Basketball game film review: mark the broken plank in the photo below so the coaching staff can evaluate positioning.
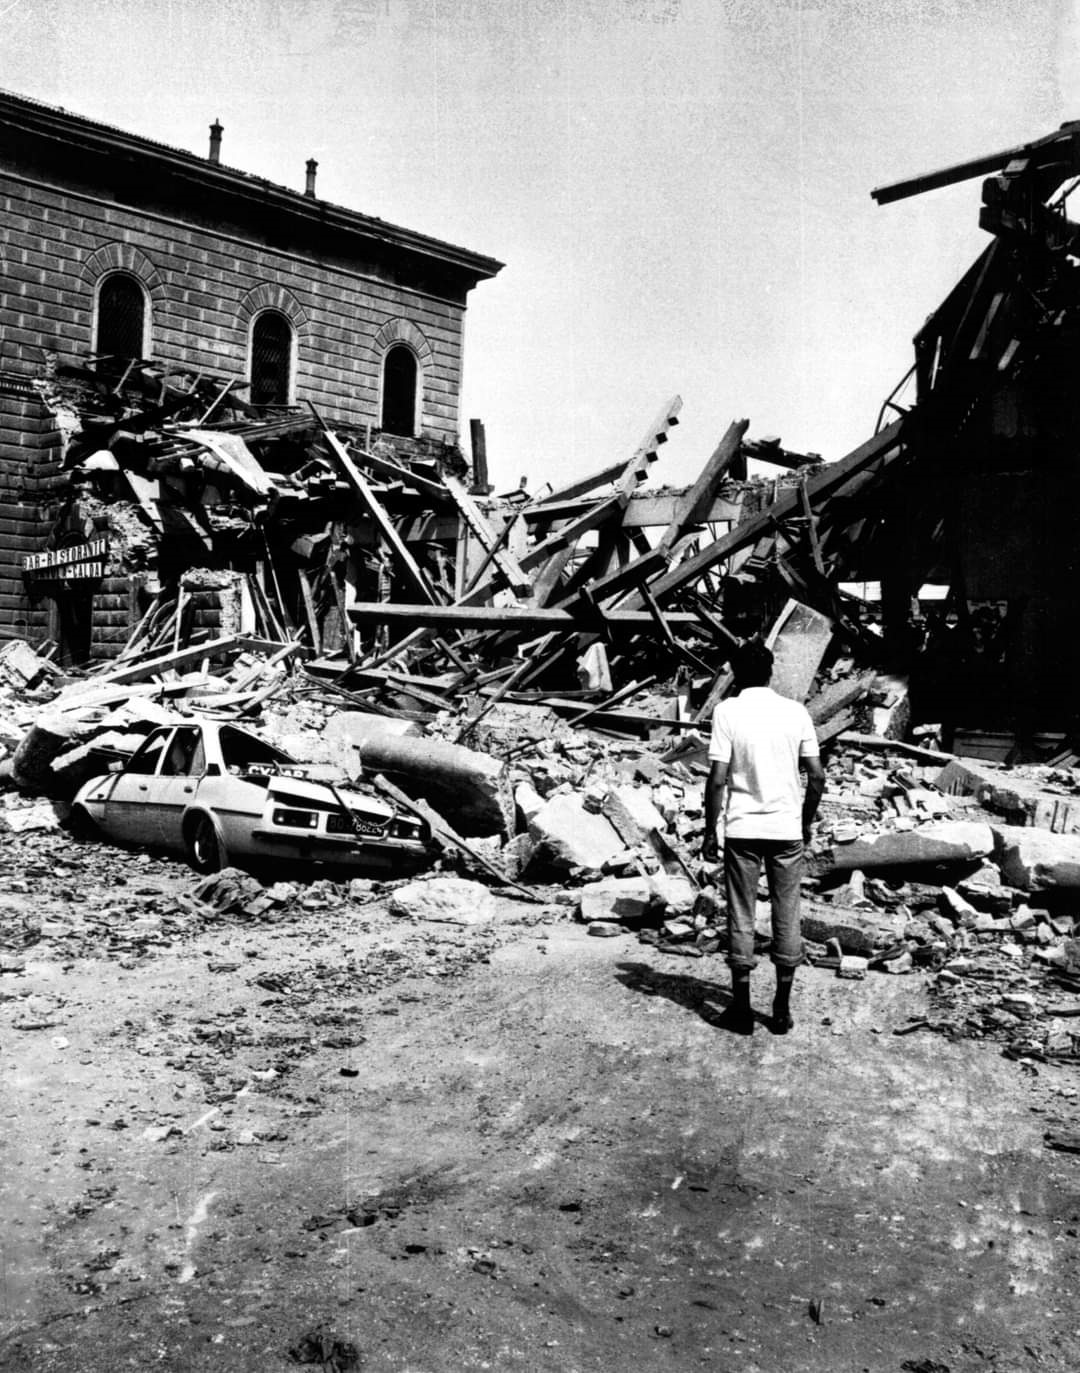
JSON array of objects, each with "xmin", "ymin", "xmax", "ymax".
[
  {"xmin": 837, "ymin": 732, "xmax": 956, "ymax": 765},
  {"xmin": 372, "ymin": 773, "xmax": 542, "ymax": 902},
  {"xmin": 88, "ymin": 636, "xmax": 242, "ymax": 686},
  {"xmin": 531, "ymin": 396, "xmax": 683, "ymax": 608},
  {"xmin": 647, "ymin": 418, "xmax": 906, "ymax": 604},
  {"xmin": 521, "ymin": 490, "xmax": 745, "ymax": 528},
  {"xmin": 297, "ymin": 568, "xmax": 321, "ymax": 647},
  {"xmin": 556, "ymin": 547, "xmax": 668, "ymax": 610},
  {"xmin": 531, "ymin": 459, "xmax": 628, "ymax": 506},
  {"xmin": 656, "ymin": 418, "xmax": 748, "ymax": 553},
  {"xmin": 321, "ymin": 426, "xmax": 441, "ymax": 604},
  {"xmin": 442, "ymin": 470, "xmax": 531, "ymax": 594},
  {"xmin": 353, "ymin": 446, "xmax": 449, "ymax": 501},
  {"xmin": 538, "ymin": 700, "xmax": 704, "ymax": 734}
]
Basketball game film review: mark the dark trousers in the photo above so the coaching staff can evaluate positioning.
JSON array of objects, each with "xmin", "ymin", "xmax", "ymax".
[{"xmin": 723, "ymin": 837, "xmax": 804, "ymax": 970}]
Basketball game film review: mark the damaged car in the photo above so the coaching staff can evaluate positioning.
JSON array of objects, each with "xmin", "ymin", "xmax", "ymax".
[{"xmin": 70, "ymin": 720, "xmax": 430, "ymax": 874}]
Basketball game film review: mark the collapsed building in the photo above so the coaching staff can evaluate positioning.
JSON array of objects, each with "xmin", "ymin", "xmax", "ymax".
[
  {"xmin": 2, "ymin": 95, "xmax": 1079, "ymax": 764},
  {"xmin": 0, "ymin": 89, "xmax": 501, "ymax": 661}
]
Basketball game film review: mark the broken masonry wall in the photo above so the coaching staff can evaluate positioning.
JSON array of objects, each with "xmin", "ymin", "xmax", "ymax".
[{"xmin": 0, "ymin": 374, "xmax": 65, "ymax": 645}]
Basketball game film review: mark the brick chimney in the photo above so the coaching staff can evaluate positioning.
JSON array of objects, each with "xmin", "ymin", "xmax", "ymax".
[
  {"xmin": 305, "ymin": 158, "xmax": 318, "ymax": 198},
  {"xmin": 208, "ymin": 119, "xmax": 223, "ymax": 164}
]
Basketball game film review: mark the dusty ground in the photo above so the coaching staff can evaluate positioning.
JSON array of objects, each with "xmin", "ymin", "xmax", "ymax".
[{"xmin": 3, "ymin": 829, "xmax": 1080, "ymax": 1373}]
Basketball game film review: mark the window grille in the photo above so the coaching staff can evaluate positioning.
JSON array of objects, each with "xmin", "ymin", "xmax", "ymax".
[
  {"xmin": 251, "ymin": 311, "xmax": 293, "ymax": 406},
  {"xmin": 96, "ymin": 274, "xmax": 146, "ymax": 358}
]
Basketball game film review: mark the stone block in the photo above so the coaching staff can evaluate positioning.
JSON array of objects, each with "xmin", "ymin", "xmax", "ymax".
[
  {"xmin": 579, "ymin": 876, "xmax": 658, "ymax": 925},
  {"xmin": 992, "ymin": 825, "xmax": 1080, "ymax": 891},
  {"xmin": 388, "ymin": 877, "xmax": 496, "ymax": 926},
  {"xmin": 938, "ymin": 757, "xmax": 1080, "ymax": 835},
  {"xmin": 500, "ymin": 832, "xmax": 536, "ymax": 880},
  {"xmin": 939, "ymin": 886, "xmax": 979, "ymax": 925},
  {"xmin": 528, "ymin": 793, "xmax": 624, "ymax": 872},
  {"xmin": 831, "ymin": 821, "xmax": 994, "ymax": 872},
  {"xmin": 601, "ymin": 784, "xmax": 667, "ymax": 846},
  {"xmin": 799, "ymin": 901, "xmax": 908, "ymax": 955},
  {"xmin": 648, "ymin": 874, "xmax": 696, "ymax": 919},
  {"xmin": 514, "ymin": 781, "xmax": 545, "ymax": 825},
  {"xmin": 838, "ymin": 955, "xmax": 869, "ymax": 979}
]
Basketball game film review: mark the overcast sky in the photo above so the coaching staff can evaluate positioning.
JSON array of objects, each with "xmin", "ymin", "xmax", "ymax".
[{"xmin": 2, "ymin": 0, "xmax": 1071, "ymax": 489}]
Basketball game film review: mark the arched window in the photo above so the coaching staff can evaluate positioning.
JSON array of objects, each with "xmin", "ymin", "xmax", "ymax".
[
  {"xmin": 381, "ymin": 344, "xmax": 418, "ymax": 436},
  {"xmin": 95, "ymin": 272, "xmax": 147, "ymax": 358},
  {"xmin": 250, "ymin": 310, "xmax": 293, "ymax": 406}
]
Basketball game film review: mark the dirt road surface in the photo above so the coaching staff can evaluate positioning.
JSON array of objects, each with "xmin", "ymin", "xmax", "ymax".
[{"xmin": 2, "ymin": 829, "xmax": 1080, "ymax": 1372}]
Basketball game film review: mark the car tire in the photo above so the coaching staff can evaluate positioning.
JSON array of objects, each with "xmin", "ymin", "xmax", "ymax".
[
  {"xmin": 185, "ymin": 813, "xmax": 226, "ymax": 874},
  {"xmin": 68, "ymin": 803, "xmax": 99, "ymax": 841}
]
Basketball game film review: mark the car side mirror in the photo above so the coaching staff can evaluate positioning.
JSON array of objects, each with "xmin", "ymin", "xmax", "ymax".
[
  {"xmin": 107, "ymin": 760, "xmax": 124, "ymax": 773},
  {"xmin": 205, "ymin": 762, "xmax": 222, "ymax": 776}
]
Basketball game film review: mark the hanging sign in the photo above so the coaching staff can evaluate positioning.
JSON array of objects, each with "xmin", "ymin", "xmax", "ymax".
[{"xmin": 23, "ymin": 537, "xmax": 109, "ymax": 580}]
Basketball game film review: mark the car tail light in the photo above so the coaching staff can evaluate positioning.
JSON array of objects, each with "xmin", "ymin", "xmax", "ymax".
[
  {"xmin": 272, "ymin": 807, "xmax": 319, "ymax": 829},
  {"xmin": 389, "ymin": 817, "xmax": 428, "ymax": 842}
]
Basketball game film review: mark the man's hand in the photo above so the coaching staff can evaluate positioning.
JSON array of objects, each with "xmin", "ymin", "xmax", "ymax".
[
  {"xmin": 701, "ymin": 832, "xmax": 719, "ymax": 864},
  {"xmin": 802, "ymin": 825, "xmax": 813, "ymax": 849}
]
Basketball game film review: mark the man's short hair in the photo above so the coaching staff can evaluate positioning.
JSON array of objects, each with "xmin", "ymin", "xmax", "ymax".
[{"xmin": 732, "ymin": 641, "xmax": 774, "ymax": 687}]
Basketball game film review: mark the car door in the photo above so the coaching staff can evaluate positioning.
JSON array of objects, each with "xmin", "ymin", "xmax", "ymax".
[
  {"xmin": 151, "ymin": 726, "xmax": 207, "ymax": 852},
  {"xmin": 102, "ymin": 727, "xmax": 173, "ymax": 844}
]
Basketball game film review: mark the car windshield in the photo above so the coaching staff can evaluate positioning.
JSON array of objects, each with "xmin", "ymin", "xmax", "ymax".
[{"xmin": 219, "ymin": 726, "xmax": 295, "ymax": 772}]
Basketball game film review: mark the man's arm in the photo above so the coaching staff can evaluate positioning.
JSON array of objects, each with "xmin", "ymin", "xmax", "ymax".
[
  {"xmin": 702, "ymin": 759, "xmax": 729, "ymax": 863},
  {"xmin": 800, "ymin": 755, "xmax": 825, "ymax": 846}
]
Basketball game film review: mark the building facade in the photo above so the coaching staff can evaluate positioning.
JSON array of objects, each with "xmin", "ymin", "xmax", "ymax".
[{"xmin": 0, "ymin": 89, "xmax": 501, "ymax": 653}]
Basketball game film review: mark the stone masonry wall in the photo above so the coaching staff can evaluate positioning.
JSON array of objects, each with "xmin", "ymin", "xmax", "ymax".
[
  {"xmin": 0, "ymin": 378, "xmax": 63, "ymax": 642},
  {"xmin": 0, "ymin": 171, "xmax": 466, "ymax": 439}
]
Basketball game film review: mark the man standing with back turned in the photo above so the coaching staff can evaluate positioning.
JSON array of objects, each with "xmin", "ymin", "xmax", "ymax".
[{"xmin": 701, "ymin": 641, "xmax": 825, "ymax": 1036}]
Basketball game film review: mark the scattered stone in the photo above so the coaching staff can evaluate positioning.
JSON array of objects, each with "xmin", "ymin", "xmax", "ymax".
[
  {"xmin": 579, "ymin": 876, "xmax": 658, "ymax": 925},
  {"xmin": 800, "ymin": 902, "xmax": 907, "ymax": 955},
  {"xmin": 939, "ymin": 887, "xmax": 978, "ymax": 924},
  {"xmin": 838, "ymin": 955, "xmax": 869, "ymax": 979},
  {"xmin": 528, "ymin": 793, "xmax": 624, "ymax": 873},
  {"xmin": 388, "ymin": 877, "xmax": 497, "ymax": 926},
  {"xmin": 993, "ymin": 824, "xmax": 1080, "ymax": 891},
  {"xmin": 831, "ymin": 821, "xmax": 994, "ymax": 871}
]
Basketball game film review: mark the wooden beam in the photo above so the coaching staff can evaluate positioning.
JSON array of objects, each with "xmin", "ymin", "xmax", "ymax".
[
  {"xmin": 530, "ymin": 459, "xmax": 628, "ymax": 506},
  {"xmin": 347, "ymin": 602, "xmax": 704, "ymax": 631},
  {"xmin": 530, "ymin": 396, "xmax": 682, "ymax": 608},
  {"xmin": 469, "ymin": 418, "xmax": 490, "ymax": 492},
  {"xmin": 373, "ymin": 773, "xmax": 541, "ymax": 902},
  {"xmin": 647, "ymin": 419, "xmax": 906, "ymax": 604},
  {"xmin": 442, "ymin": 471, "xmax": 531, "ymax": 594},
  {"xmin": 538, "ymin": 698, "xmax": 704, "ymax": 733},
  {"xmin": 352, "ymin": 446, "xmax": 449, "ymax": 501},
  {"xmin": 92, "ymin": 634, "xmax": 242, "ymax": 685},
  {"xmin": 322, "ymin": 428, "xmax": 440, "ymax": 604},
  {"xmin": 656, "ymin": 418, "xmax": 748, "ymax": 553},
  {"xmin": 555, "ymin": 547, "xmax": 667, "ymax": 610},
  {"xmin": 516, "ymin": 490, "xmax": 743, "ymax": 528},
  {"xmin": 870, "ymin": 124, "xmax": 1080, "ymax": 205}
]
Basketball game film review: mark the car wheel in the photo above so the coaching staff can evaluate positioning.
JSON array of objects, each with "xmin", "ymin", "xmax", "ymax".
[
  {"xmin": 185, "ymin": 813, "xmax": 226, "ymax": 874},
  {"xmin": 68, "ymin": 803, "xmax": 99, "ymax": 841}
]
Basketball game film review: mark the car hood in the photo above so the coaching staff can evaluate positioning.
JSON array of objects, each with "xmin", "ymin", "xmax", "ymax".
[{"xmin": 265, "ymin": 772, "xmax": 396, "ymax": 821}]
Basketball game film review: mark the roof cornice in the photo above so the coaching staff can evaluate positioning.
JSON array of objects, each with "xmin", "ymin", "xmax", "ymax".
[{"xmin": 0, "ymin": 87, "xmax": 504, "ymax": 283}]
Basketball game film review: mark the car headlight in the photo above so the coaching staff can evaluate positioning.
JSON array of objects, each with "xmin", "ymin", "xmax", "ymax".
[{"xmin": 272, "ymin": 807, "xmax": 319, "ymax": 829}]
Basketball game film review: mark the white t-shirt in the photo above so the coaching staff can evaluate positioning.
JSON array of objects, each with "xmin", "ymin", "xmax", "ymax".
[{"xmin": 708, "ymin": 687, "xmax": 819, "ymax": 840}]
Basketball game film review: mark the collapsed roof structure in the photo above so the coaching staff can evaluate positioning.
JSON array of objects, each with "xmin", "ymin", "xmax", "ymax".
[{"xmin": 10, "ymin": 116, "xmax": 1080, "ymax": 764}]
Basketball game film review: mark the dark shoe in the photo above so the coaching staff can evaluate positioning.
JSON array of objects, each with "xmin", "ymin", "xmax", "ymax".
[
  {"xmin": 768, "ymin": 1010, "xmax": 794, "ymax": 1035},
  {"xmin": 717, "ymin": 1005, "xmax": 754, "ymax": 1036}
]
